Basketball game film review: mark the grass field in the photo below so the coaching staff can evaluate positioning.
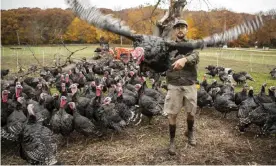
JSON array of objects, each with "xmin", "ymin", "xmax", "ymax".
[
  {"xmin": 1, "ymin": 45, "xmax": 276, "ymax": 164},
  {"xmin": 1, "ymin": 45, "xmax": 275, "ymax": 92}
]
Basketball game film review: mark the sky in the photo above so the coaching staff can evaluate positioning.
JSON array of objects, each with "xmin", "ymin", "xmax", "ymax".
[{"xmin": 1, "ymin": 0, "xmax": 276, "ymax": 14}]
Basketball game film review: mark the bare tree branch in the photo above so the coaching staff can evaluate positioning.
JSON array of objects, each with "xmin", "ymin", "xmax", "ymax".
[
  {"xmin": 202, "ymin": 0, "xmax": 212, "ymax": 10},
  {"xmin": 60, "ymin": 38, "xmax": 87, "ymax": 67},
  {"xmin": 130, "ymin": 0, "xmax": 163, "ymax": 28},
  {"xmin": 23, "ymin": 43, "xmax": 43, "ymax": 67}
]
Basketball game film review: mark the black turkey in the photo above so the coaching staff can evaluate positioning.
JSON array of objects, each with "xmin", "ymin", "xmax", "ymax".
[
  {"xmin": 197, "ymin": 86, "xmax": 213, "ymax": 113},
  {"xmin": 1, "ymin": 97, "xmax": 27, "ymax": 141},
  {"xmin": 99, "ymin": 97, "xmax": 126, "ymax": 132},
  {"xmin": 136, "ymin": 84, "xmax": 164, "ymax": 124},
  {"xmin": 1, "ymin": 69, "xmax": 9, "ymax": 78},
  {"xmin": 235, "ymin": 84, "xmax": 249, "ymax": 105},
  {"xmin": 1, "ymin": 90, "xmax": 13, "ymax": 126},
  {"xmin": 238, "ymin": 102, "xmax": 276, "ymax": 134},
  {"xmin": 49, "ymin": 96, "xmax": 68, "ymax": 134},
  {"xmin": 115, "ymin": 86, "xmax": 137, "ymax": 125},
  {"xmin": 263, "ymin": 115, "xmax": 276, "ymax": 134},
  {"xmin": 23, "ymin": 77, "xmax": 40, "ymax": 88},
  {"xmin": 270, "ymin": 68, "xmax": 276, "ymax": 79},
  {"xmin": 60, "ymin": 99, "xmax": 74, "ymax": 146},
  {"xmin": 218, "ymin": 71, "xmax": 230, "ymax": 84},
  {"xmin": 205, "ymin": 67, "xmax": 217, "ymax": 78},
  {"xmin": 232, "ymin": 72, "xmax": 254, "ymax": 85},
  {"xmin": 20, "ymin": 104, "xmax": 60, "ymax": 165},
  {"xmin": 232, "ymin": 72, "xmax": 246, "ymax": 85},
  {"xmin": 254, "ymin": 83, "xmax": 274, "ymax": 104},
  {"xmin": 29, "ymin": 93, "xmax": 51, "ymax": 126},
  {"xmin": 65, "ymin": 0, "xmax": 264, "ymax": 73},
  {"xmin": 68, "ymin": 102, "xmax": 102, "ymax": 137},
  {"xmin": 200, "ymin": 74, "xmax": 209, "ymax": 92},
  {"xmin": 239, "ymin": 71, "xmax": 255, "ymax": 81},
  {"xmin": 238, "ymin": 87, "xmax": 259, "ymax": 123},
  {"xmin": 205, "ymin": 65, "xmax": 216, "ymax": 71},
  {"xmin": 116, "ymin": 83, "xmax": 139, "ymax": 107},
  {"xmin": 213, "ymin": 88, "xmax": 238, "ymax": 118},
  {"xmin": 69, "ymin": 83, "xmax": 97, "ymax": 116}
]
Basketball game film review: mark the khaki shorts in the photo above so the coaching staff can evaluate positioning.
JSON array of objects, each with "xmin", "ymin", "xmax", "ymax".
[{"xmin": 164, "ymin": 84, "xmax": 197, "ymax": 116}]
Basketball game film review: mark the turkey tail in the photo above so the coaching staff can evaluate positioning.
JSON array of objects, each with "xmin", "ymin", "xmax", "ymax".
[
  {"xmin": 129, "ymin": 106, "xmax": 142, "ymax": 125},
  {"xmin": 65, "ymin": 0, "xmax": 135, "ymax": 39},
  {"xmin": 127, "ymin": 111, "xmax": 135, "ymax": 125},
  {"xmin": 1, "ymin": 121, "xmax": 24, "ymax": 141},
  {"xmin": 1, "ymin": 127, "xmax": 19, "ymax": 141},
  {"xmin": 24, "ymin": 147, "xmax": 58, "ymax": 165},
  {"xmin": 93, "ymin": 129, "xmax": 103, "ymax": 137}
]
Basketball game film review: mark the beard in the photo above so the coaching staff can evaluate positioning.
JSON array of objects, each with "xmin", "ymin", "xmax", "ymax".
[{"xmin": 176, "ymin": 32, "xmax": 185, "ymax": 40}]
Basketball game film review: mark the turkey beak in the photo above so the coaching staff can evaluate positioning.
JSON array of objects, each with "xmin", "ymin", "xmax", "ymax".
[
  {"xmin": 33, "ymin": 77, "xmax": 40, "ymax": 83},
  {"xmin": 37, "ymin": 83, "xmax": 42, "ymax": 89},
  {"xmin": 129, "ymin": 71, "xmax": 134, "ymax": 77},
  {"xmin": 40, "ymin": 93, "xmax": 46, "ymax": 101},
  {"xmin": 70, "ymin": 84, "xmax": 78, "ymax": 95},
  {"xmin": 69, "ymin": 102, "xmax": 75, "ymax": 110},
  {"xmin": 45, "ymin": 82, "xmax": 50, "ymax": 89},
  {"xmin": 27, "ymin": 104, "xmax": 35, "ymax": 116},
  {"xmin": 2, "ymin": 90, "xmax": 10, "ymax": 102},
  {"xmin": 16, "ymin": 85, "xmax": 23, "ymax": 98},
  {"xmin": 60, "ymin": 96, "xmax": 67, "ymax": 108},
  {"xmin": 17, "ymin": 97, "xmax": 25, "ymax": 105},
  {"xmin": 117, "ymin": 87, "xmax": 123, "ymax": 97},
  {"xmin": 96, "ymin": 86, "xmax": 102, "ymax": 97},
  {"xmin": 150, "ymin": 79, "xmax": 155, "ymax": 85},
  {"xmin": 270, "ymin": 86, "xmax": 276, "ymax": 91},
  {"xmin": 91, "ymin": 81, "xmax": 96, "ymax": 87}
]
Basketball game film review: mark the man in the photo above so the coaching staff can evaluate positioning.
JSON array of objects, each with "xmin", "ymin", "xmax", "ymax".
[{"xmin": 164, "ymin": 19, "xmax": 199, "ymax": 155}]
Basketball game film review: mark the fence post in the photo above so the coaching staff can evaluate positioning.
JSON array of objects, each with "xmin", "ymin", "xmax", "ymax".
[
  {"xmin": 43, "ymin": 50, "xmax": 45, "ymax": 66},
  {"xmin": 216, "ymin": 52, "xmax": 219, "ymax": 67},
  {"xmin": 16, "ymin": 51, "xmax": 19, "ymax": 72},
  {"xmin": 250, "ymin": 53, "xmax": 252, "ymax": 72}
]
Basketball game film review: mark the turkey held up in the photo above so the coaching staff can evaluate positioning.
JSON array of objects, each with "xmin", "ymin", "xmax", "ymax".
[{"xmin": 65, "ymin": 0, "xmax": 264, "ymax": 73}]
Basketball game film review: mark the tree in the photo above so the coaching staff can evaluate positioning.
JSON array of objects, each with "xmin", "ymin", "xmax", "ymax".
[{"xmin": 63, "ymin": 17, "xmax": 97, "ymax": 43}]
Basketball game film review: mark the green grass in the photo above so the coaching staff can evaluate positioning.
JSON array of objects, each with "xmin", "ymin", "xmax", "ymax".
[{"xmin": 1, "ymin": 45, "xmax": 276, "ymax": 93}]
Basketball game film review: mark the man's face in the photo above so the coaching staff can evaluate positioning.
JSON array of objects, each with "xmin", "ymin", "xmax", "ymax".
[{"xmin": 174, "ymin": 25, "xmax": 188, "ymax": 40}]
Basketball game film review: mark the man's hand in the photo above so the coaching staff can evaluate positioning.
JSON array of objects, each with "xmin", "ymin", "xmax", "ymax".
[{"xmin": 172, "ymin": 57, "xmax": 187, "ymax": 70}]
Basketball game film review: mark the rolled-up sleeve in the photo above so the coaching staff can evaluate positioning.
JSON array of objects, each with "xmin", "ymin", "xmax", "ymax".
[{"xmin": 185, "ymin": 51, "xmax": 199, "ymax": 65}]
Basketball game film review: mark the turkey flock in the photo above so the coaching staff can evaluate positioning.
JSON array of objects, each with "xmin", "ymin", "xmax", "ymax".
[
  {"xmin": 202, "ymin": 65, "xmax": 276, "ymax": 134},
  {"xmin": 1, "ymin": 53, "xmax": 275, "ymax": 165}
]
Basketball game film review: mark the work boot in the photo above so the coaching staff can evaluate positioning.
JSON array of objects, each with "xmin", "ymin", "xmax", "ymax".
[
  {"xmin": 185, "ymin": 130, "xmax": 196, "ymax": 146},
  {"xmin": 168, "ymin": 142, "xmax": 176, "ymax": 155},
  {"xmin": 168, "ymin": 124, "xmax": 176, "ymax": 155},
  {"xmin": 185, "ymin": 120, "xmax": 196, "ymax": 146}
]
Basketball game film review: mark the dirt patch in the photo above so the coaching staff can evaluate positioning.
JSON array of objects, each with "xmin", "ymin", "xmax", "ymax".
[{"xmin": 1, "ymin": 108, "xmax": 276, "ymax": 165}]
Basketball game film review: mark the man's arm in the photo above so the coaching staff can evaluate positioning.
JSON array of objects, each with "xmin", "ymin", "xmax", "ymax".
[
  {"xmin": 185, "ymin": 51, "xmax": 199, "ymax": 65},
  {"xmin": 172, "ymin": 51, "xmax": 199, "ymax": 70}
]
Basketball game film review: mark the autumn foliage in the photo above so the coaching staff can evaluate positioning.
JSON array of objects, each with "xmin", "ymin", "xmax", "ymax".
[{"xmin": 1, "ymin": 7, "xmax": 276, "ymax": 47}]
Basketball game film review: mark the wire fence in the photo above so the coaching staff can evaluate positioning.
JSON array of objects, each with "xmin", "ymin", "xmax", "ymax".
[
  {"xmin": 198, "ymin": 48, "xmax": 276, "ymax": 73},
  {"xmin": 1, "ymin": 46, "xmax": 276, "ymax": 75},
  {"xmin": 1, "ymin": 45, "xmax": 98, "ymax": 75}
]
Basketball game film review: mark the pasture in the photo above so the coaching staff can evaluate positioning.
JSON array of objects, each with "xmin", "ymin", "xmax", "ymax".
[
  {"xmin": 1, "ymin": 45, "xmax": 276, "ymax": 165},
  {"xmin": 1, "ymin": 45, "xmax": 275, "ymax": 92}
]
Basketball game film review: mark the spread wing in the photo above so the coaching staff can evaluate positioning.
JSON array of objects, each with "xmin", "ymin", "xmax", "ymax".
[
  {"xmin": 165, "ymin": 15, "xmax": 264, "ymax": 53},
  {"xmin": 203, "ymin": 15, "xmax": 264, "ymax": 46},
  {"xmin": 65, "ymin": 0, "xmax": 135, "ymax": 39}
]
